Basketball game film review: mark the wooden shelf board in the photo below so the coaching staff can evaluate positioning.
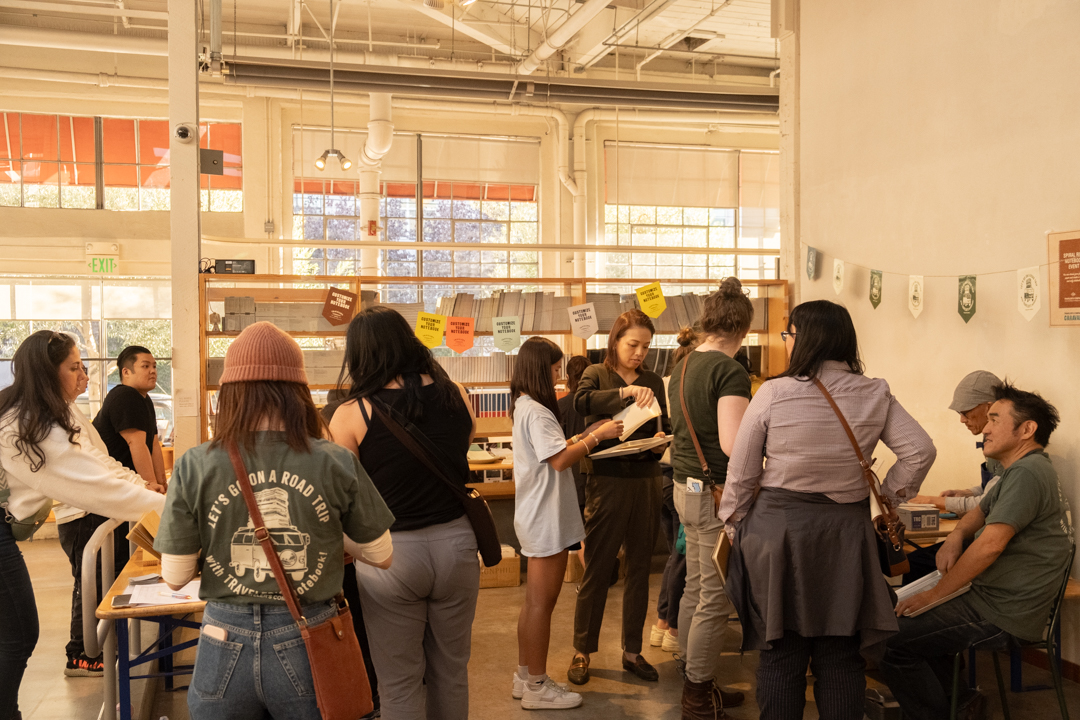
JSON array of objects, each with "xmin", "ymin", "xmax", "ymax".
[
  {"xmin": 206, "ymin": 384, "xmax": 341, "ymax": 391},
  {"xmin": 467, "ymin": 480, "xmax": 515, "ymax": 501},
  {"xmin": 206, "ymin": 331, "xmax": 346, "ymax": 338}
]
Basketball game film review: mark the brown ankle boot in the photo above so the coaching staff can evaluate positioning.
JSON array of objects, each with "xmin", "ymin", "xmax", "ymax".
[{"xmin": 681, "ymin": 678, "xmax": 727, "ymax": 720}]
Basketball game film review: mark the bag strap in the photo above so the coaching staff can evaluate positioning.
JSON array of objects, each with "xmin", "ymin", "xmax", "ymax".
[
  {"xmin": 368, "ymin": 399, "xmax": 470, "ymax": 502},
  {"xmin": 226, "ymin": 441, "xmax": 307, "ymax": 626},
  {"xmin": 811, "ymin": 378, "xmax": 893, "ymax": 517},
  {"xmin": 679, "ymin": 353, "xmax": 710, "ymax": 482}
]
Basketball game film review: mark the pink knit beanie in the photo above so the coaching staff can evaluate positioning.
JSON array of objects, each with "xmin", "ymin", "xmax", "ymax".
[{"xmin": 219, "ymin": 322, "xmax": 308, "ymax": 385}]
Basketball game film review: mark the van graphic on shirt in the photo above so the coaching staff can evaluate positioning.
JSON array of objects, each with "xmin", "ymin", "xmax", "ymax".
[{"xmin": 229, "ymin": 487, "xmax": 311, "ymax": 582}]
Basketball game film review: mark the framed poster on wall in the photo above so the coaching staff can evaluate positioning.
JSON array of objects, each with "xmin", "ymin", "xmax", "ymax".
[{"xmin": 1048, "ymin": 229, "xmax": 1080, "ymax": 326}]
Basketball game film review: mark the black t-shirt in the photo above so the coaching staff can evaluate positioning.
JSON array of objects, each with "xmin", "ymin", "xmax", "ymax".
[
  {"xmin": 357, "ymin": 383, "xmax": 472, "ymax": 532},
  {"xmin": 557, "ymin": 393, "xmax": 587, "ymax": 507},
  {"xmin": 93, "ymin": 384, "xmax": 157, "ymax": 472}
]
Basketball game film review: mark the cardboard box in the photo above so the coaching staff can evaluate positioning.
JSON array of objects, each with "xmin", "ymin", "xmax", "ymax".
[
  {"xmin": 564, "ymin": 551, "xmax": 584, "ymax": 584},
  {"xmin": 206, "ymin": 357, "xmax": 224, "ymax": 385},
  {"xmin": 480, "ymin": 552, "xmax": 521, "ymax": 589},
  {"xmin": 899, "ymin": 504, "xmax": 939, "ymax": 531}
]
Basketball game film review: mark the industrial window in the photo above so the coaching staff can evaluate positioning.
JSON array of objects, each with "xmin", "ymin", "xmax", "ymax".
[{"xmin": 0, "ymin": 113, "xmax": 242, "ymax": 212}]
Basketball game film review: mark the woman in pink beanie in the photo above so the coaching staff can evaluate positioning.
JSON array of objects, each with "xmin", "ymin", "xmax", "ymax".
[{"xmin": 155, "ymin": 322, "xmax": 396, "ymax": 720}]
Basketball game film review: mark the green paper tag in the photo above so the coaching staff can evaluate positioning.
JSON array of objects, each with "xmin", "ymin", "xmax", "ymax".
[
  {"xmin": 958, "ymin": 275, "xmax": 977, "ymax": 323},
  {"xmin": 869, "ymin": 270, "xmax": 883, "ymax": 309},
  {"xmin": 806, "ymin": 247, "xmax": 818, "ymax": 280}
]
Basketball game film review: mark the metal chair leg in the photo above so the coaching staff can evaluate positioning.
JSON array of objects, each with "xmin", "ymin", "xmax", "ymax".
[
  {"xmin": 992, "ymin": 652, "xmax": 1011, "ymax": 720},
  {"xmin": 1047, "ymin": 639, "xmax": 1071, "ymax": 720},
  {"xmin": 950, "ymin": 652, "xmax": 963, "ymax": 720}
]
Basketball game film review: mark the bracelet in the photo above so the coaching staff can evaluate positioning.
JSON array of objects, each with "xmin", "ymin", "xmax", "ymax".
[{"xmin": 588, "ymin": 432, "xmax": 599, "ymax": 446}]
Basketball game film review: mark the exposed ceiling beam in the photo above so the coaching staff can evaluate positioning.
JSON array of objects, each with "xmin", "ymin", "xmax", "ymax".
[
  {"xmin": 0, "ymin": 0, "xmax": 167, "ymax": 20},
  {"xmin": 394, "ymin": 0, "xmax": 535, "ymax": 58}
]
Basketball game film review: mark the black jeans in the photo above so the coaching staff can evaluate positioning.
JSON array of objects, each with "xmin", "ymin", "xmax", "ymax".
[
  {"xmin": 656, "ymin": 474, "xmax": 686, "ymax": 628},
  {"xmin": 879, "ymin": 594, "xmax": 1017, "ymax": 720},
  {"xmin": 0, "ymin": 520, "xmax": 39, "ymax": 720},
  {"xmin": 757, "ymin": 631, "xmax": 865, "ymax": 720},
  {"xmin": 341, "ymin": 562, "xmax": 379, "ymax": 713},
  {"xmin": 57, "ymin": 514, "xmax": 126, "ymax": 659}
]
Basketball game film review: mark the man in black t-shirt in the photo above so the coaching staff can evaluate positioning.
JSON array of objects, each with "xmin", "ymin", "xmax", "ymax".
[{"xmin": 94, "ymin": 345, "xmax": 167, "ymax": 493}]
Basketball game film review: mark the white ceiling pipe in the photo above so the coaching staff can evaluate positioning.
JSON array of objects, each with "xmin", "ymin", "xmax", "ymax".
[
  {"xmin": 358, "ymin": 92, "xmax": 393, "ymax": 275},
  {"xmin": 635, "ymin": 0, "xmax": 733, "ymax": 80},
  {"xmin": 0, "ymin": 25, "xmax": 169, "ymax": 54},
  {"xmin": 0, "ymin": 0, "xmax": 167, "ymax": 20},
  {"xmin": 516, "ymin": 0, "xmax": 610, "ymax": 75}
]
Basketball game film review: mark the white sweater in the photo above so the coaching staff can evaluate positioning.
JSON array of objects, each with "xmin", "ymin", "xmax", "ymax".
[{"xmin": 0, "ymin": 410, "xmax": 165, "ymax": 523}]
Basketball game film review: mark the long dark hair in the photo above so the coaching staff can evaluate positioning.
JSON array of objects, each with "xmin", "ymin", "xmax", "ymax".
[
  {"xmin": 510, "ymin": 337, "xmax": 564, "ymax": 421},
  {"xmin": 340, "ymin": 305, "xmax": 459, "ymax": 422},
  {"xmin": 0, "ymin": 330, "xmax": 80, "ymax": 472},
  {"xmin": 211, "ymin": 381, "xmax": 324, "ymax": 452},
  {"xmin": 565, "ymin": 355, "xmax": 591, "ymax": 394},
  {"xmin": 604, "ymin": 309, "xmax": 655, "ymax": 372},
  {"xmin": 775, "ymin": 300, "xmax": 864, "ymax": 381}
]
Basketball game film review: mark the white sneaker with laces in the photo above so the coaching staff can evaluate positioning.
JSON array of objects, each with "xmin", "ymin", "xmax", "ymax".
[
  {"xmin": 661, "ymin": 630, "xmax": 680, "ymax": 653},
  {"xmin": 514, "ymin": 672, "xmax": 569, "ymax": 699},
  {"xmin": 521, "ymin": 677, "xmax": 583, "ymax": 710},
  {"xmin": 649, "ymin": 625, "xmax": 665, "ymax": 647}
]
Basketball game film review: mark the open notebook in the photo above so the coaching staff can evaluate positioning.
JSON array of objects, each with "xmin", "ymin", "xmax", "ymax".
[
  {"xmin": 895, "ymin": 570, "xmax": 971, "ymax": 617},
  {"xmin": 612, "ymin": 398, "xmax": 662, "ymax": 441},
  {"xmin": 126, "ymin": 510, "xmax": 162, "ymax": 559}
]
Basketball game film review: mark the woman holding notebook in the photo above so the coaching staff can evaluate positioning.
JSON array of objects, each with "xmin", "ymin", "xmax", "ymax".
[{"xmin": 568, "ymin": 309, "xmax": 671, "ymax": 686}]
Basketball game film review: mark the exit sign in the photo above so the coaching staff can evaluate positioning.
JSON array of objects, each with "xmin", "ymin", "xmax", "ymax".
[{"xmin": 88, "ymin": 256, "xmax": 119, "ymax": 274}]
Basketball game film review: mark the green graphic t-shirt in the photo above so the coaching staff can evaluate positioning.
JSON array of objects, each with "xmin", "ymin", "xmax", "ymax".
[
  {"xmin": 155, "ymin": 432, "xmax": 395, "ymax": 606},
  {"xmin": 968, "ymin": 450, "xmax": 1074, "ymax": 641}
]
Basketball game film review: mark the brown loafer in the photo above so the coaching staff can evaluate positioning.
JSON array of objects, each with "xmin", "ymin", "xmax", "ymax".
[
  {"xmin": 567, "ymin": 654, "xmax": 590, "ymax": 685},
  {"xmin": 622, "ymin": 654, "xmax": 659, "ymax": 682}
]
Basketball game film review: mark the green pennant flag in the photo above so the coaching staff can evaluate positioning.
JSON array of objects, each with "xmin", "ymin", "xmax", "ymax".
[
  {"xmin": 958, "ymin": 275, "xmax": 977, "ymax": 323},
  {"xmin": 869, "ymin": 270, "xmax": 883, "ymax": 309},
  {"xmin": 806, "ymin": 247, "xmax": 818, "ymax": 280}
]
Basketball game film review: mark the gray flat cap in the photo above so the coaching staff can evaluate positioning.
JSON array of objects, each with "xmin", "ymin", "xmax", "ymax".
[{"xmin": 949, "ymin": 370, "xmax": 1002, "ymax": 413}]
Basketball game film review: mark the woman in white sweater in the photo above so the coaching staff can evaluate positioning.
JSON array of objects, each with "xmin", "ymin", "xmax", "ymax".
[{"xmin": 0, "ymin": 331, "xmax": 165, "ymax": 720}]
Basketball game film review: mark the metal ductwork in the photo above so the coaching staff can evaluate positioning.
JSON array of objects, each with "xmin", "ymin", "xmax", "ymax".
[
  {"xmin": 516, "ymin": 0, "xmax": 610, "ymax": 75},
  {"xmin": 225, "ymin": 60, "xmax": 779, "ymax": 112}
]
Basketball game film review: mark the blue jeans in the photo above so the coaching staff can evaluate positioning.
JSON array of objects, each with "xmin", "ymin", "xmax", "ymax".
[
  {"xmin": 188, "ymin": 599, "xmax": 338, "ymax": 720},
  {"xmin": 879, "ymin": 593, "xmax": 1018, "ymax": 720},
  {"xmin": 0, "ymin": 520, "xmax": 39, "ymax": 720}
]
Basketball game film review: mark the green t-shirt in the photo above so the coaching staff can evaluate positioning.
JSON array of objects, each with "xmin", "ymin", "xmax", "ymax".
[
  {"xmin": 667, "ymin": 350, "xmax": 752, "ymax": 484},
  {"xmin": 967, "ymin": 450, "xmax": 1074, "ymax": 641},
  {"xmin": 155, "ymin": 433, "xmax": 395, "ymax": 606}
]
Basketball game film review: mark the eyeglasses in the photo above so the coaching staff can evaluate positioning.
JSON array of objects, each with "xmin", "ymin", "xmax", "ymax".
[{"xmin": 781, "ymin": 331, "xmax": 797, "ymax": 341}]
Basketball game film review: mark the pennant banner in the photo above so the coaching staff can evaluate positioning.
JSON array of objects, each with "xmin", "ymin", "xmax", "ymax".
[
  {"xmin": 445, "ymin": 316, "xmax": 476, "ymax": 354},
  {"xmin": 492, "ymin": 315, "xmax": 521, "ymax": 351},
  {"xmin": 908, "ymin": 276, "xmax": 924, "ymax": 319},
  {"xmin": 833, "ymin": 259, "xmax": 845, "ymax": 295},
  {"xmin": 869, "ymin": 270, "xmax": 883, "ymax": 309},
  {"xmin": 414, "ymin": 312, "xmax": 446, "ymax": 349},
  {"xmin": 1017, "ymin": 266, "xmax": 1041, "ymax": 322},
  {"xmin": 958, "ymin": 276, "xmax": 977, "ymax": 323},
  {"xmin": 806, "ymin": 246, "xmax": 819, "ymax": 280},
  {"xmin": 567, "ymin": 302, "xmax": 599, "ymax": 339},
  {"xmin": 636, "ymin": 282, "xmax": 667, "ymax": 318}
]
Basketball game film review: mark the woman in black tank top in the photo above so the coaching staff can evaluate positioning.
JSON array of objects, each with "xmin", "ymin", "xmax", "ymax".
[{"xmin": 329, "ymin": 306, "xmax": 478, "ymax": 720}]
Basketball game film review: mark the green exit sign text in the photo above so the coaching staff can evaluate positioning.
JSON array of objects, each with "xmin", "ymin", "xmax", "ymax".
[{"xmin": 88, "ymin": 257, "xmax": 119, "ymax": 274}]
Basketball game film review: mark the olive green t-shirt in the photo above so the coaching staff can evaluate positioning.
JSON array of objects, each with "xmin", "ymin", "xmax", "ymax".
[
  {"xmin": 667, "ymin": 350, "xmax": 753, "ymax": 484},
  {"xmin": 967, "ymin": 450, "xmax": 1074, "ymax": 641},
  {"xmin": 155, "ymin": 433, "xmax": 395, "ymax": 606}
]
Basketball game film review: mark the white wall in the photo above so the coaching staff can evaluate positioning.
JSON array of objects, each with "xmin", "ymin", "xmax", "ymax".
[{"xmin": 792, "ymin": 0, "xmax": 1080, "ymax": 662}]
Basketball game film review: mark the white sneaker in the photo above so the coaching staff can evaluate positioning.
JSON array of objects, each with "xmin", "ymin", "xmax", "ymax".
[
  {"xmin": 521, "ymin": 677, "xmax": 583, "ymax": 710},
  {"xmin": 649, "ymin": 625, "xmax": 666, "ymax": 647},
  {"xmin": 661, "ymin": 630, "xmax": 680, "ymax": 652},
  {"xmin": 514, "ymin": 672, "xmax": 569, "ymax": 699}
]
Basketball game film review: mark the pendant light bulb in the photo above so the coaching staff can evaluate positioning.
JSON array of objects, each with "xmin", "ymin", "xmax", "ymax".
[
  {"xmin": 339, "ymin": 153, "xmax": 353, "ymax": 170},
  {"xmin": 314, "ymin": 150, "xmax": 329, "ymax": 170}
]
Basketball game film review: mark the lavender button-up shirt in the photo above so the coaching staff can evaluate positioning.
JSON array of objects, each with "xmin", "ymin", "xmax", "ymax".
[{"xmin": 719, "ymin": 361, "xmax": 936, "ymax": 526}]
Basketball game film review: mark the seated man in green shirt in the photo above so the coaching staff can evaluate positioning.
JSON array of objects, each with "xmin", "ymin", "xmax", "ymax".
[{"xmin": 881, "ymin": 382, "xmax": 1074, "ymax": 720}]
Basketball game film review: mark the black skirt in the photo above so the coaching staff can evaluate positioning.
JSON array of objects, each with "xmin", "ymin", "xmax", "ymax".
[{"xmin": 726, "ymin": 487, "xmax": 898, "ymax": 659}]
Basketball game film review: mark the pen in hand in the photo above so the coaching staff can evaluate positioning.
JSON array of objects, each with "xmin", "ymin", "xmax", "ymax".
[{"xmin": 158, "ymin": 591, "xmax": 192, "ymax": 599}]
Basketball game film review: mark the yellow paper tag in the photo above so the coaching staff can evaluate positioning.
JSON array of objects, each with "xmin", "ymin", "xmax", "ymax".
[
  {"xmin": 636, "ymin": 282, "xmax": 667, "ymax": 318},
  {"xmin": 415, "ymin": 312, "xmax": 447, "ymax": 348}
]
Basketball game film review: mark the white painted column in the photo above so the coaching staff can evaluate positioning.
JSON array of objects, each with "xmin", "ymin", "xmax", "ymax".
[
  {"xmin": 242, "ymin": 96, "xmax": 272, "ymax": 271},
  {"xmin": 777, "ymin": 0, "xmax": 800, "ymax": 303},
  {"xmin": 169, "ymin": 0, "xmax": 202, "ymax": 454}
]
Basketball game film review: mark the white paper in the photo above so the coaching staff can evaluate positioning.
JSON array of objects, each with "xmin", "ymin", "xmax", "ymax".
[
  {"xmin": 174, "ymin": 389, "xmax": 197, "ymax": 418},
  {"xmin": 1017, "ymin": 266, "xmax": 1041, "ymax": 322},
  {"xmin": 492, "ymin": 316, "xmax": 521, "ymax": 351},
  {"xmin": 833, "ymin": 259, "xmax": 845, "ymax": 295},
  {"xmin": 127, "ymin": 579, "xmax": 201, "ymax": 606},
  {"xmin": 612, "ymin": 398, "xmax": 661, "ymax": 441},
  {"xmin": 567, "ymin": 302, "xmax": 598, "ymax": 339},
  {"xmin": 589, "ymin": 435, "xmax": 673, "ymax": 459},
  {"xmin": 895, "ymin": 570, "xmax": 972, "ymax": 616},
  {"xmin": 908, "ymin": 275, "xmax": 924, "ymax": 319}
]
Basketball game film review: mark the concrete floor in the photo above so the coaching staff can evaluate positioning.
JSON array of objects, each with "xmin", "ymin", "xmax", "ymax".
[{"xmin": 17, "ymin": 537, "xmax": 1080, "ymax": 719}]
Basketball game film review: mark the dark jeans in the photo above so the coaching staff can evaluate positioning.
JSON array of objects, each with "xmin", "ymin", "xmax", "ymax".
[
  {"xmin": 0, "ymin": 520, "xmax": 39, "ymax": 720},
  {"xmin": 57, "ymin": 514, "xmax": 126, "ymax": 659},
  {"xmin": 880, "ymin": 593, "xmax": 1018, "ymax": 720},
  {"xmin": 656, "ymin": 475, "xmax": 686, "ymax": 628},
  {"xmin": 757, "ymin": 631, "xmax": 865, "ymax": 720},
  {"xmin": 902, "ymin": 542, "xmax": 943, "ymax": 585}
]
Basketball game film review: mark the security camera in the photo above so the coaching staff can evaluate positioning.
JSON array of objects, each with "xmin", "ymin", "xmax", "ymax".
[{"xmin": 174, "ymin": 124, "xmax": 195, "ymax": 143}]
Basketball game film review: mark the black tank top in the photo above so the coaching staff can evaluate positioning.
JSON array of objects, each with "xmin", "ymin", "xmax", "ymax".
[{"xmin": 358, "ymin": 383, "xmax": 471, "ymax": 532}]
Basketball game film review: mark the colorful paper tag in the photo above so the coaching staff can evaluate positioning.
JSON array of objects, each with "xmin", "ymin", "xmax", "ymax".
[
  {"xmin": 869, "ymin": 270, "xmax": 883, "ymax": 309},
  {"xmin": 1017, "ymin": 266, "xmax": 1041, "ymax": 322},
  {"xmin": 908, "ymin": 276, "xmax": 924, "ymax": 319},
  {"xmin": 833, "ymin": 259, "xmax": 845, "ymax": 295},
  {"xmin": 957, "ymin": 275, "xmax": 977, "ymax": 324},
  {"xmin": 567, "ymin": 302, "xmax": 598, "ymax": 339},
  {"xmin": 492, "ymin": 316, "xmax": 521, "ymax": 351},
  {"xmin": 445, "ymin": 316, "xmax": 475, "ymax": 353},
  {"xmin": 636, "ymin": 282, "xmax": 666, "ymax": 318},
  {"xmin": 321, "ymin": 287, "xmax": 357, "ymax": 326},
  {"xmin": 806, "ymin": 246, "xmax": 819, "ymax": 280},
  {"xmin": 415, "ymin": 312, "xmax": 446, "ymax": 349}
]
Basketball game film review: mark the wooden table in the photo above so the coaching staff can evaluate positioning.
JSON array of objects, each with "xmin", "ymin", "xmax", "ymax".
[
  {"xmin": 469, "ymin": 458, "xmax": 513, "ymax": 473},
  {"xmin": 97, "ymin": 549, "xmax": 205, "ymax": 720}
]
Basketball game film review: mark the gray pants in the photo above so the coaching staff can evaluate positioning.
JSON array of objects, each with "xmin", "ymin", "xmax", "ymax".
[
  {"xmin": 674, "ymin": 481, "xmax": 736, "ymax": 684},
  {"xmin": 355, "ymin": 516, "xmax": 480, "ymax": 720}
]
